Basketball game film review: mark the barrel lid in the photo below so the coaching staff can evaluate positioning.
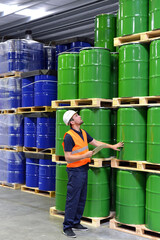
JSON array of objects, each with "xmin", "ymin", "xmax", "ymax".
[
  {"xmin": 80, "ymin": 47, "xmax": 110, "ymax": 52},
  {"xmin": 119, "ymin": 42, "xmax": 146, "ymax": 47},
  {"xmin": 58, "ymin": 51, "xmax": 79, "ymax": 56},
  {"xmin": 95, "ymin": 13, "xmax": 116, "ymax": 18}
]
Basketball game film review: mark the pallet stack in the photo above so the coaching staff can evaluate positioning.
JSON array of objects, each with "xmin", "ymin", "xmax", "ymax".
[{"xmin": 110, "ymin": 1, "xmax": 160, "ymax": 239}]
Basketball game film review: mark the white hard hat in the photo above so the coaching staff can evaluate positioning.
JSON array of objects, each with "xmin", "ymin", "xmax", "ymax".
[{"xmin": 63, "ymin": 110, "xmax": 77, "ymax": 126}]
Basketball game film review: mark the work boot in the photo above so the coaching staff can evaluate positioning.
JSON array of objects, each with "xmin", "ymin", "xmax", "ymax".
[
  {"xmin": 63, "ymin": 228, "xmax": 76, "ymax": 238},
  {"xmin": 73, "ymin": 224, "xmax": 88, "ymax": 231}
]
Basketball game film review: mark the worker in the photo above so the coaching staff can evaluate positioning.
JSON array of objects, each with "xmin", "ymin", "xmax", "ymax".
[{"xmin": 62, "ymin": 110, "xmax": 123, "ymax": 238}]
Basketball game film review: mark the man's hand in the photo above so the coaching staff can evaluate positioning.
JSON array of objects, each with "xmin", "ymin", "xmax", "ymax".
[
  {"xmin": 112, "ymin": 142, "xmax": 124, "ymax": 151},
  {"xmin": 85, "ymin": 151, "xmax": 93, "ymax": 158}
]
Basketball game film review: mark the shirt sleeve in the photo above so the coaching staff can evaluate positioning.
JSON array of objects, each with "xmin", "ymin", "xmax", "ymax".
[
  {"xmin": 63, "ymin": 133, "xmax": 75, "ymax": 152},
  {"xmin": 84, "ymin": 130, "xmax": 93, "ymax": 143}
]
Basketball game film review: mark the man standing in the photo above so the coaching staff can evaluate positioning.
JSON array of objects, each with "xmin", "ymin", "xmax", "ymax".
[{"xmin": 62, "ymin": 110, "xmax": 123, "ymax": 238}]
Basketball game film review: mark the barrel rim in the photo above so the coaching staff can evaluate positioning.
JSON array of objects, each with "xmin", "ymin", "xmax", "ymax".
[
  {"xmin": 58, "ymin": 52, "xmax": 79, "ymax": 56},
  {"xmin": 80, "ymin": 47, "xmax": 110, "ymax": 52},
  {"xmin": 95, "ymin": 13, "xmax": 116, "ymax": 18}
]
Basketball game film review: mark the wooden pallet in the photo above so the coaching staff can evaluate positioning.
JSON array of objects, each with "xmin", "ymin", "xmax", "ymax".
[
  {"xmin": 51, "ymin": 98, "xmax": 112, "ymax": 109},
  {"xmin": 0, "ymin": 181, "xmax": 21, "ymax": 189},
  {"xmin": 23, "ymin": 147, "xmax": 55, "ymax": 155},
  {"xmin": 0, "ymin": 145, "xmax": 23, "ymax": 152},
  {"xmin": 52, "ymin": 155, "xmax": 112, "ymax": 167},
  {"xmin": 21, "ymin": 185, "xmax": 55, "ymax": 198},
  {"xmin": 114, "ymin": 29, "xmax": 160, "ymax": 47},
  {"xmin": 113, "ymin": 96, "xmax": 160, "ymax": 107},
  {"xmin": 111, "ymin": 158, "xmax": 160, "ymax": 173},
  {"xmin": 50, "ymin": 206, "xmax": 114, "ymax": 227},
  {"xmin": 110, "ymin": 218, "xmax": 160, "ymax": 240},
  {"xmin": 0, "ymin": 109, "xmax": 17, "ymax": 114},
  {"xmin": 17, "ymin": 106, "xmax": 54, "ymax": 113},
  {"xmin": 0, "ymin": 71, "xmax": 21, "ymax": 78}
]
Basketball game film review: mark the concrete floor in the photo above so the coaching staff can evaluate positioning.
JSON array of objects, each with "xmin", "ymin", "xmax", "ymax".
[{"xmin": 0, "ymin": 187, "xmax": 148, "ymax": 240}]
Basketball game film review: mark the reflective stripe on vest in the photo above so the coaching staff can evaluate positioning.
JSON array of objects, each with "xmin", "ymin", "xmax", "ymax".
[
  {"xmin": 71, "ymin": 145, "xmax": 88, "ymax": 154},
  {"xmin": 62, "ymin": 129, "xmax": 91, "ymax": 168}
]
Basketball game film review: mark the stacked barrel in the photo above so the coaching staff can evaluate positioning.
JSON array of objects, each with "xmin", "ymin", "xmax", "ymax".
[
  {"xmin": 55, "ymin": 15, "xmax": 118, "ymax": 218},
  {"xmin": 114, "ymin": 0, "xmax": 160, "ymax": 234},
  {"xmin": 0, "ymin": 40, "xmax": 58, "ymax": 190}
]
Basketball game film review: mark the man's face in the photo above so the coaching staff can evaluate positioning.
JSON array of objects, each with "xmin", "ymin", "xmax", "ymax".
[{"xmin": 71, "ymin": 113, "xmax": 83, "ymax": 125}]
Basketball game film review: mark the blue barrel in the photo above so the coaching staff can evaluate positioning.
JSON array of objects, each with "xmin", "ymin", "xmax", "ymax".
[
  {"xmin": 34, "ymin": 75, "xmax": 57, "ymax": 106},
  {"xmin": 56, "ymin": 44, "xmax": 70, "ymax": 69},
  {"xmin": 44, "ymin": 46, "xmax": 56, "ymax": 70},
  {"xmin": 0, "ymin": 115, "xmax": 7, "ymax": 145},
  {"xmin": 8, "ymin": 115, "xmax": 24, "ymax": 146},
  {"xmin": 24, "ymin": 117, "xmax": 37, "ymax": 147},
  {"xmin": 26, "ymin": 158, "xmax": 39, "ymax": 187},
  {"xmin": 7, "ymin": 151, "xmax": 25, "ymax": 184},
  {"xmin": 0, "ymin": 78, "xmax": 7, "ymax": 109},
  {"xmin": 0, "ymin": 42, "xmax": 8, "ymax": 74},
  {"xmin": 36, "ymin": 117, "xmax": 56, "ymax": 148},
  {"xmin": 39, "ymin": 159, "xmax": 56, "ymax": 191},
  {"xmin": 22, "ymin": 77, "xmax": 34, "ymax": 107},
  {"xmin": 69, "ymin": 41, "xmax": 91, "ymax": 52},
  {"xmin": 7, "ymin": 39, "xmax": 25, "ymax": 72},
  {"xmin": 27, "ymin": 41, "xmax": 44, "ymax": 71},
  {"xmin": 8, "ymin": 77, "xmax": 21, "ymax": 109}
]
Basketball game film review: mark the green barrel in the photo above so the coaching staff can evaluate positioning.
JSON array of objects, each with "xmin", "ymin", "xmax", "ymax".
[
  {"xmin": 83, "ymin": 167, "xmax": 110, "ymax": 217},
  {"xmin": 79, "ymin": 47, "xmax": 111, "ymax": 99},
  {"xmin": 110, "ymin": 168, "xmax": 117, "ymax": 211},
  {"xmin": 118, "ymin": 0, "xmax": 148, "ymax": 36},
  {"xmin": 116, "ymin": 170, "xmax": 146, "ymax": 224},
  {"xmin": 111, "ymin": 109, "xmax": 117, "ymax": 157},
  {"xmin": 58, "ymin": 52, "xmax": 79, "ymax": 100},
  {"xmin": 146, "ymin": 173, "xmax": 160, "ymax": 232},
  {"xmin": 117, "ymin": 108, "xmax": 146, "ymax": 161},
  {"xmin": 147, "ymin": 107, "xmax": 160, "ymax": 163},
  {"xmin": 56, "ymin": 110, "xmax": 69, "ymax": 156},
  {"xmin": 149, "ymin": 40, "xmax": 160, "ymax": 96},
  {"xmin": 110, "ymin": 52, "xmax": 118, "ymax": 99},
  {"xmin": 94, "ymin": 14, "xmax": 116, "ymax": 52},
  {"xmin": 80, "ymin": 108, "xmax": 111, "ymax": 158},
  {"xmin": 149, "ymin": 0, "xmax": 160, "ymax": 30},
  {"xmin": 119, "ymin": 44, "xmax": 148, "ymax": 97},
  {"xmin": 55, "ymin": 164, "xmax": 68, "ymax": 211}
]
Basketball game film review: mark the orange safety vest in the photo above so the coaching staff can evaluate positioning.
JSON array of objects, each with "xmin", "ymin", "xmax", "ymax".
[{"xmin": 62, "ymin": 129, "xmax": 91, "ymax": 168}]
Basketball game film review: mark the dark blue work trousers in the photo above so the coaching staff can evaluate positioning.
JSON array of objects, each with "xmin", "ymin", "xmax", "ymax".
[{"xmin": 63, "ymin": 166, "xmax": 88, "ymax": 230}]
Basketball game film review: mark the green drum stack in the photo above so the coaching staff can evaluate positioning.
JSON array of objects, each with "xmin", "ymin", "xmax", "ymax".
[
  {"xmin": 118, "ymin": 0, "xmax": 148, "ymax": 36},
  {"xmin": 146, "ymin": 173, "xmax": 160, "ymax": 232},
  {"xmin": 110, "ymin": 52, "xmax": 118, "ymax": 99},
  {"xmin": 80, "ymin": 108, "xmax": 111, "ymax": 158},
  {"xmin": 119, "ymin": 43, "xmax": 148, "ymax": 97},
  {"xmin": 147, "ymin": 107, "xmax": 160, "ymax": 163},
  {"xmin": 116, "ymin": 170, "xmax": 146, "ymax": 224},
  {"xmin": 149, "ymin": 0, "xmax": 160, "ymax": 31},
  {"xmin": 79, "ymin": 47, "xmax": 111, "ymax": 99},
  {"xmin": 55, "ymin": 164, "xmax": 68, "ymax": 211},
  {"xmin": 149, "ymin": 40, "xmax": 160, "ymax": 96},
  {"xmin": 117, "ymin": 108, "xmax": 146, "ymax": 161},
  {"xmin": 58, "ymin": 52, "xmax": 79, "ymax": 100},
  {"xmin": 94, "ymin": 14, "xmax": 116, "ymax": 52},
  {"xmin": 83, "ymin": 167, "xmax": 110, "ymax": 217},
  {"xmin": 56, "ymin": 109, "xmax": 69, "ymax": 156}
]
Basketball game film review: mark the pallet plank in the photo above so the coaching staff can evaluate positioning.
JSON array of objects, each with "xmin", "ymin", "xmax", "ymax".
[
  {"xmin": 50, "ymin": 206, "xmax": 114, "ymax": 227},
  {"xmin": 111, "ymin": 158, "xmax": 160, "ymax": 173},
  {"xmin": 51, "ymin": 98, "xmax": 112, "ymax": 109},
  {"xmin": 114, "ymin": 29, "xmax": 160, "ymax": 47},
  {"xmin": 110, "ymin": 218, "xmax": 160, "ymax": 240},
  {"xmin": 113, "ymin": 96, "xmax": 160, "ymax": 107},
  {"xmin": 0, "ymin": 181, "xmax": 21, "ymax": 189},
  {"xmin": 52, "ymin": 155, "xmax": 112, "ymax": 167},
  {"xmin": 23, "ymin": 147, "xmax": 55, "ymax": 155},
  {"xmin": 17, "ymin": 106, "xmax": 54, "ymax": 114},
  {"xmin": 21, "ymin": 185, "xmax": 55, "ymax": 198}
]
